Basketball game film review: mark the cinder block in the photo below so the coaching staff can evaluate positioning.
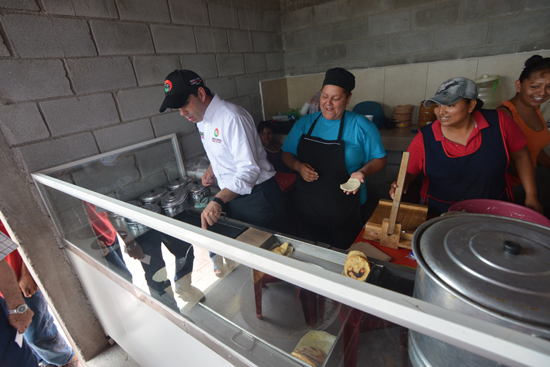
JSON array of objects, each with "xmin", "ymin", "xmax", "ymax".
[
  {"xmin": 133, "ymin": 56, "xmax": 181, "ymax": 86},
  {"xmin": 239, "ymin": 9, "xmax": 263, "ymax": 30},
  {"xmin": 284, "ymin": 49, "xmax": 314, "ymax": 69},
  {"xmin": 244, "ymin": 53, "xmax": 267, "ymax": 73},
  {"xmin": 72, "ymin": 155, "xmax": 141, "ymax": 195},
  {"xmin": 179, "ymin": 131, "xmax": 205, "ymax": 160},
  {"xmin": 525, "ymin": 0, "xmax": 550, "ymax": 11},
  {"xmin": 117, "ymin": 85, "xmax": 164, "ymax": 121},
  {"xmin": 369, "ymin": 9, "xmax": 410, "ymax": 36},
  {"xmin": 0, "ymin": 60, "xmax": 72, "ymax": 102},
  {"xmin": 517, "ymin": 39, "xmax": 550, "ymax": 53},
  {"xmin": 2, "ymin": 14, "xmax": 63, "ymax": 58},
  {"xmin": 181, "ymin": 54, "xmax": 218, "ymax": 79},
  {"xmin": 332, "ymin": 18, "xmax": 368, "ymax": 42},
  {"xmin": 410, "ymin": 49, "xmax": 459, "ymax": 64},
  {"xmin": 152, "ymin": 111, "xmax": 197, "ymax": 138},
  {"xmin": 314, "ymin": 0, "xmax": 348, "ymax": 25},
  {"xmin": 135, "ymin": 140, "xmax": 177, "ymax": 179},
  {"xmin": 117, "ymin": 0, "xmax": 170, "ymax": 22},
  {"xmin": 460, "ymin": 44, "xmax": 517, "ymax": 59},
  {"xmin": 369, "ymin": 55, "xmax": 409, "ymax": 68},
  {"xmin": 0, "ymin": 102, "xmax": 49, "ymax": 145},
  {"xmin": 205, "ymin": 77, "xmax": 237, "ymax": 100},
  {"xmin": 252, "ymin": 112, "xmax": 263, "ymax": 124},
  {"xmin": 315, "ymin": 43, "xmax": 348, "ymax": 64},
  {"xmin": 291, "ymin": 26, "xmax": 330, "ymax": 49},
  {"xmin": 435, "ymin": 22, "xmax": 488, "ymax": 50},
  {"xmin": 236, "ymin": 74, "xmax": 259, "ymax": 96},
  {"xmin": 94, "ymin": 119, "xmax": 155, "ymax": 153},
  {"xmin": 151, "ymin": 25, "xmax": 196, "ymax": 54},
  {"xmin": 228, "ymin": 30, "xmax": 254, "ymax": 53},
  {"xmin": 463, "ymin": 0, "xmax": 521, "ymax": 22},
  {"xmin": 52, "ymin": 18, "xmax": 97, "ymax": 57},
  {"xmin": 350, "ymin": 0, "xmax": 389, "ymax": 17},
  {"xmin": 67, "ymin": 57, "xmax": 136, "ymax": 94},
  {"xmin": 1, "ymin": 0, "xmax": 39, "ymax": 11},
  {"xmin": 169, "ymin": 0, "xmax": 209, "ymax": 25},
  {"xmin": 0, "ymin": 37, "xmax": 9, "ymax": 56},
  {"xmin": 337, "ymin": 60, "xmax": 369, "ymax": 71},
  {"xmin": 42, "ymin": 0, "xmax": 117, "ymax": 17},
  {"xmin": 282, "ymin": 7, "xmax": 313, "ymax": 32},
  {"xmin": 217, "ymin": 54, "xmax": 245, "ymax": 77},
  {"xmin": 16, "ymin": 133, "xmax": 99, "ymax": 172},
  {"xmin": 349, "ymin": 36, "xmax": 388, "ymax": 60},
  {"xmin": 413, "ymin": 0, "xmax": 461, "ymax": 29},
  {"xmin": 488, "ymin": 10, "xmax": 550, "ymax": 44},
  {"xmin": 228, "ymin": 96, "xmax": 252, "ymax": 114},
  {"xmin": 91, "ymin": 20, "xmax": 154, "ymax": 56},
  {"xmin": 253, "ymin": 32, "xmax": 274, "ymax": 52},
  {"xmin": 266, "ymin": 52, "xmax": 283, "ymax": 71},
  {"xmin": 284, "ymin": 32, "xmax": 299, "ymax": 50},
  {"xmin": 274, "ymin": 34, "xmax": 283, "ymax": 51},
  {"xmin": 116, "ymin": 171, "xmax": 168, "ymax": 201},
  {"xmin": 251, "ymin": 93, "xmax": 262, "ymax": 113},
  {"xmin": 389, "ymin": 29, "xmax": 434, "ymax": 55},
  {"xmin": 195, "ymin": 28, "xmax": 229, "ymax": 53},
  {"xmin": 259, "ymin": 71, "xmax": 280, "ymax": 81},
  {"xmin": 41, "ymin": 94, "xmax": 119, "ymax": 137},
  {"xmin": 208, "ymin": 3, "xmax": 239, "ymax": 29},
  {"xmin": 263, "ymin": 11, "xmax": 281, "ymax": 32},
  {"xmin": 392, "ymin": 0, "xmax": 439, "ymax": 10}
]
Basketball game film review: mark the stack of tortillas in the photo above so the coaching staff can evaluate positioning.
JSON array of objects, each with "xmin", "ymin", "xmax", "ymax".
[
  {"xmin": 344, "ymin": 250, "xmax": 371, "ymax": 281},
  {"xmin": 291, "ymin": 331, "xmax": 336, "ymax": 367}
]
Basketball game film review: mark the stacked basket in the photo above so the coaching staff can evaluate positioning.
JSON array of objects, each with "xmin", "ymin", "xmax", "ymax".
[
  {"xmin": 418, "ymin": 100, "xmax": 436, "ymax": 127},
  {"xmin": 392, "ymin": 105, "xmax": 414, "ymax": 128}
]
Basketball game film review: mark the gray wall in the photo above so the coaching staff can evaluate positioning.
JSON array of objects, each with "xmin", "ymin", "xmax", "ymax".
[{"xmin": 281, "ymin": 0, "xmax": 550, "ymax": 75}]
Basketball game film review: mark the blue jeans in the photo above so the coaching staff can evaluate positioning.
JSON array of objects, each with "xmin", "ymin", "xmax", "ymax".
[
  {"xmin": 0, "ymin": 296, "xmax": 38, "ymax": 367},
  {"xmin": 25, "ymin": 289, "xmax": 74, "ymax": 365}
]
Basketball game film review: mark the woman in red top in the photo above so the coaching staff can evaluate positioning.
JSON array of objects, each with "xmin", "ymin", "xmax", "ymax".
[
  {"xmin": 497, "ymin": 55, "xmax": 550, "ymax": 186},
  {"xmin": 390, "ymin": 77, "xmax": 542, "ymax": 216}
]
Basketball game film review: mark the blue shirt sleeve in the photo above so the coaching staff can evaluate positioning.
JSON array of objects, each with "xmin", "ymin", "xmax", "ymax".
[{"xmin": 281, "ymin": 113, "xmax": 319, "ymax": 155}]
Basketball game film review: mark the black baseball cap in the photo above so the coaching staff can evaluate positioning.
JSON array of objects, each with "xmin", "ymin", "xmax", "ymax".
[
  {"xmin": 159, "ymin": 70, "xmax": 205, "ymax": 113},
  {"xmin": 323, "ymin": 67, "xmax": 355, "ymax": 92}
]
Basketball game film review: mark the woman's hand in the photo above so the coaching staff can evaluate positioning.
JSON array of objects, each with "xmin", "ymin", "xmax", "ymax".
[
  {"xmin": 525, "ymin": 196, "xmax": 544, "ymax": 214},
  {"xmin": 202, "ymin": 165, "xmax": 215, "ymax": 186},
  {"xmin": 298, "ymin": 162, "xmax": 319, "ymax": 182},
  {"xmin": 343, "ymin": 171, "xmax": 365, "ymax": 195}
]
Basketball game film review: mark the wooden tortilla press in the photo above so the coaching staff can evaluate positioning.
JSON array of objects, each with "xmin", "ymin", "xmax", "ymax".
[{"xmin": 363, "ymin": 151, "xmax": 428, "ymax": 249}]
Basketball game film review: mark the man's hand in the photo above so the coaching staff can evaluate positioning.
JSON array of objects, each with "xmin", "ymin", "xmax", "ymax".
[
  {"xmin": 9, "ymin": 308, "xmax": 34, "ymax": 334},
  {"xmin": 201, "ymin": 200, "xmax": 223, "ymax": 229},
  {"xmin": 18, "ymin": 273, "xmax": 38, "ymax": 298},
  {"xmin": 202, "ymin": 165, "xmax": 216, "ymax": 186}
]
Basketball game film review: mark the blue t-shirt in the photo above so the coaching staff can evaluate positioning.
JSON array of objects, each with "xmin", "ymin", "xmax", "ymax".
[{"xmin": 282, "ymin": 111, "xmax": 386, "ymax": 204}]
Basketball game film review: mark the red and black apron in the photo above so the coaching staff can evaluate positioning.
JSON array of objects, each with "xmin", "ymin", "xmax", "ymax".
[
  {"xmin": 295, "ymin": 112, "xmax": 361, "ymax": 231},
  {"xmin": 422, "ymin": 109, "xmax": 512, "ymax": 215}
]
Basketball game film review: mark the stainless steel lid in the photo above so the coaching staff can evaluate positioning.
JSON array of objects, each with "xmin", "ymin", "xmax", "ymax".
[
  {"xmin": 160, "ymin": 189, "xmax": 188, "ymax": 208},
  {"xmin": 166, "ymin": 177, "xmax": 192, "ymax": 190},
  {"xmin": 188, "ymin": 182, "xmax": 208, "ymax": 194},
  {"xmin": 414, "ymin": 213, "xmax": 550, "ymax": 327},
  {"xmin": 138, "ymin": 187, "xmax": 167, "ymax": 203}
]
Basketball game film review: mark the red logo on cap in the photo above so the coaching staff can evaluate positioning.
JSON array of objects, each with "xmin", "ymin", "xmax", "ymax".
[{"xmin": 164, "ymin": 80, "xmax": 172, "ymax": 93}]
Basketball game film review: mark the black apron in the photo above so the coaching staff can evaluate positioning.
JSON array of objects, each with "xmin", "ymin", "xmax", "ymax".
[{"xmin": 295, "ymin": 112, "xmax": 361, "ymax": 229}]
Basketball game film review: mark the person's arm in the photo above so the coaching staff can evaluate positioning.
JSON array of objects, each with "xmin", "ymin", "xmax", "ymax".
[
  {"xmin": 496, "ymin": 105, "xmax": 513, "ymax": 119},
  {"xmin": 510, "ymin": 146, "xmax": 543, "ymax": 213},
  {"xmin": 200, "ymin": 188, "xmax": 239, "ymax": 229},
  {"xmin": 346, "ymin": 157, "xmax": 386, "ymax": 195},
  {"xmin": 390, "ymin": 172, "xmax": 417, "ymax": 199},
  {"xmin": 0, "ymin": 259, "xmax": 34, "ymax": 333},
  {"xmin": 202, "ymin": 164, "xmax": 216, "ymax": 186},
  {"xmin": 537, "ymin": 149, "xmax": 550, "ymax": 168},
  {"xmin": 281, "ymin": 152, "xmax": 319, "ymax": 182},
  {"xmin": 18, "ymin": 261, "xmax": 38, "ymax": 298}
]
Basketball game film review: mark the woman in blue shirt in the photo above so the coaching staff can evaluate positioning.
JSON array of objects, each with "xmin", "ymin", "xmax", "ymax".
[{"xmin": 282, "ymin": 68, "xmax": 387, "ymax": 249}]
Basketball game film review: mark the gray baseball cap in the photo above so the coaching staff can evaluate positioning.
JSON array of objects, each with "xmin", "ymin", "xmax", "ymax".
[{"xmin": 424, "ymin": 77, "xmax": 478, "ymax": 107}]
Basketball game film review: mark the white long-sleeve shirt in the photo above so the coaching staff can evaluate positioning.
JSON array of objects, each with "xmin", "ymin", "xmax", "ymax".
[{"xmin": 197, "ymin": 94, "xmax": 275, "ymax": 195}]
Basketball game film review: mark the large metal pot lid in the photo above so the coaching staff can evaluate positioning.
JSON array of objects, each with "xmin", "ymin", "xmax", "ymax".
[
  {"xmin": 166, "ymin": 177, "xmax": 192, "ymax": 190},
  {"xmin": 161, "ymin": 189, "xmax": 188, "ymax": 208},
  {"xmin": 138, "ymin": 187, "xmax": 167, "ymax": 203},
  {"xmin": 188, "ymin": 182, "xmax": 209, "ymax": 194},
  {"xmin": 413, "ymin": 213, "xmax": 550, "ymax": 327}
]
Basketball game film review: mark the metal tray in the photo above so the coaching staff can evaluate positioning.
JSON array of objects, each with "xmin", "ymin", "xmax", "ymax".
[{"xmin": 173, "ymin": 210, "xmax": 248, "ymax": 239}]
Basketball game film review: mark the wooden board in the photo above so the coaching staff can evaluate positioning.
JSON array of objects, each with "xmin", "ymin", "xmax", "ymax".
[
  {"xmin": 363, "ymin": 199, "xmax": 428, "ymax": 249},
  {"xmin": 236, "ymin": 227, "xmax": 273, "ymax": 247}
]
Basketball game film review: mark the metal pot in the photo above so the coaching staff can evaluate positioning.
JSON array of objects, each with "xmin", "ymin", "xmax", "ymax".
[
  {"xmin": 125, "ymin": 203, "xmax": 161, "ymax": 236},
  {"xmin": 166, "ymin": 177, "xmax": 192, "ymax": 191},
  {"xmin": 409, "ymin": 213, "xmax": 550, "ymax": 367},
  {"xmin": 138, "ymin": 187, "xmax": 167, "ymax": 204},
  {"xmin": 160, "ymin": 188, "xmax": 189, "ymax": 217},
  {"xmin": 188, "ymin": 182, "xmax": 211, "ymax": 203}
]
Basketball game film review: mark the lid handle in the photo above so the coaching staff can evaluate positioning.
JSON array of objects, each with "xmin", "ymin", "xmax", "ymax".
[{"xmin": 503, "ymin": 241, "xmax": 522, "ymax": 255}]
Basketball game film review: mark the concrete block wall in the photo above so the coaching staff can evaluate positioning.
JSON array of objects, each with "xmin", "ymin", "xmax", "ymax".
[
  {"xmin": 280, "ymin": 0, "xmax": 550, "ymax": 75},
  {"xmin": 0, "ymin": 0, "xmax": 282, "ymax": 174}
]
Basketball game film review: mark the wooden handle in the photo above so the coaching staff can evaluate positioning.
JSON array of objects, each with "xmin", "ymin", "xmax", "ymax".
[{"xmin": 387, "ymin": 151, "xmax": 410, "ymax": 235}]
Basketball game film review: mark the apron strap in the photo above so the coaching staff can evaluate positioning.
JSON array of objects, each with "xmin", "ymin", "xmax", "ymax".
[{"xmin": 306, "ymin": 111, "xmax": 346, "ymax": 139}]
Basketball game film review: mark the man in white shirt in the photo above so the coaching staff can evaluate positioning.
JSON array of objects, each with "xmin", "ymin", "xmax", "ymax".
[{"xmin": 159, "ymin": 70, "xmax": 285, "ymax": 232}]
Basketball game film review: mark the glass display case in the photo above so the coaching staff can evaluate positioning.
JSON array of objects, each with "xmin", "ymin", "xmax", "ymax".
[{"xmin": 31, "ymin": 135, "xmax": 549, "ymax": 367}]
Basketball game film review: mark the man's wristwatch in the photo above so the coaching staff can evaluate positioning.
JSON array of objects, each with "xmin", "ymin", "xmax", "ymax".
[
  {"xmin": 8, "ymin": 304, "xmax": 28, "ymax": 315},
  {"xmin": 210, "ymin": 197, "xmax": 225, "ymax": 207},
  {"xmin": 125, "ymin": 241, "xmax": 137, "ymax": 251}
]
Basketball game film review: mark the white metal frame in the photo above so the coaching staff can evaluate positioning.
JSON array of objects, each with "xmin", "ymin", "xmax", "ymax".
[{"xmin": 31, "ymin": 135, "xmax": 550, "ymax": 367}]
